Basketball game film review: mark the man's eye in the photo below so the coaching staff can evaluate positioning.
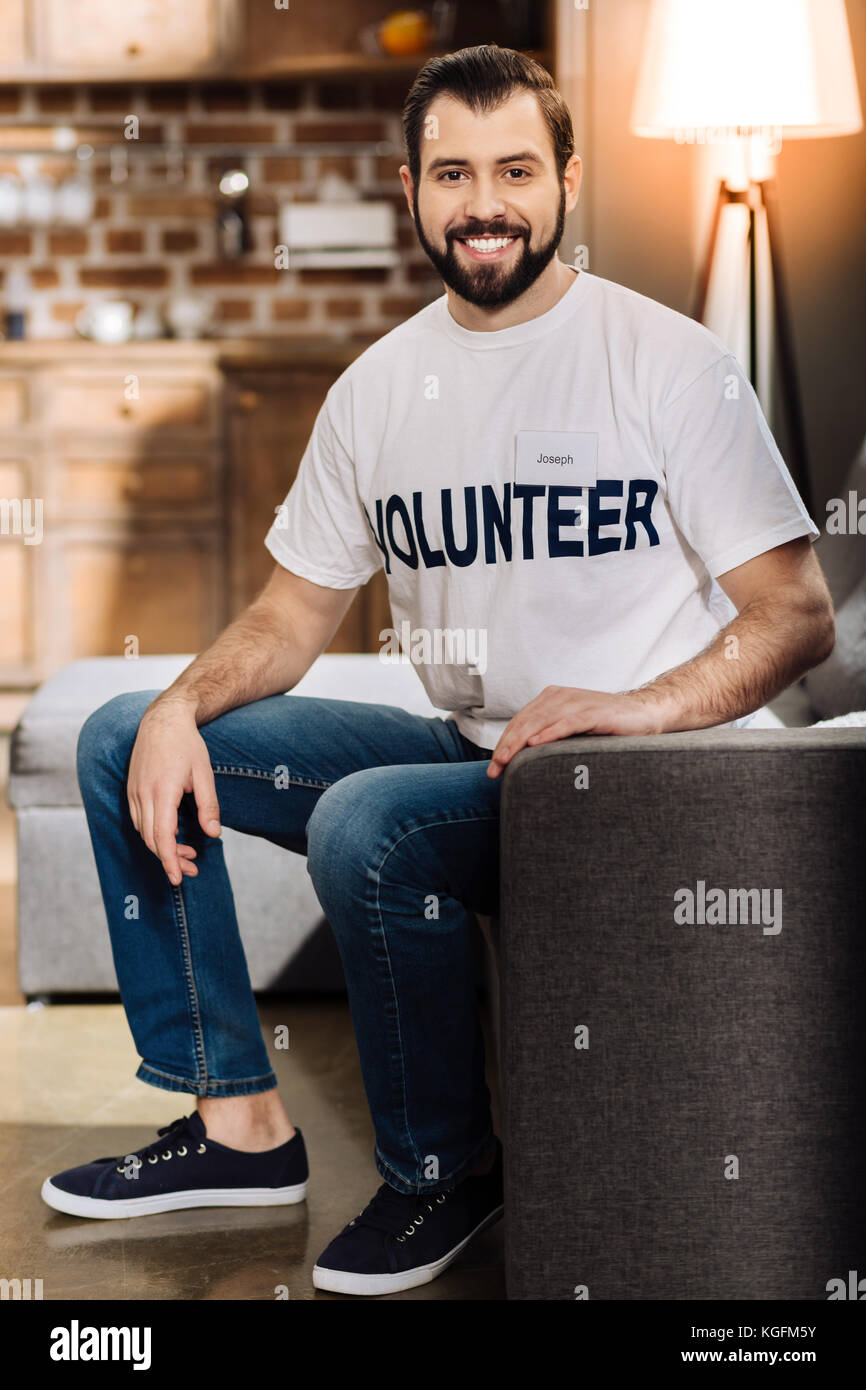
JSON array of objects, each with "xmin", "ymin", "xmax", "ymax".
[{"xmin": 436, "ymin": 168, "xmax": 530, "ymax": 181}]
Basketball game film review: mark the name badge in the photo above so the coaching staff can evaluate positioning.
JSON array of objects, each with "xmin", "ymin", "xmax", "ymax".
[{"xmin": 514, "ymin": 431, "xmax": 598, "ymax": 487}]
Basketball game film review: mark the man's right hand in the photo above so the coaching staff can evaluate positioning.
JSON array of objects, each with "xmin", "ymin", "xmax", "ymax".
[
  {"xmin": 126, "ymin": 700, "xmax": 222, "ymax": 886},
  {"xmin": 122, "ymin": 562, "xmax": 359, "ymax": 887}
]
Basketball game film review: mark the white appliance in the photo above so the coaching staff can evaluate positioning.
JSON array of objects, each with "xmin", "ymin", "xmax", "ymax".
[{"xmin": 278, "ymin": 199, "xmax": 398, "ymax": 270}]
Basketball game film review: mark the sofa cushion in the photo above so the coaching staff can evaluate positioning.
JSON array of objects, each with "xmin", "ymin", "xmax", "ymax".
[{"xmin": 811, "ymin": 708, "xmax": 866, "ymax": 727}]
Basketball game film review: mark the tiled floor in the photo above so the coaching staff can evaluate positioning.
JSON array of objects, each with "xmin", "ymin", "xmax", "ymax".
[{"xmin": 0, "ymin": 996, "xmax": 505, "ymax": 1301}]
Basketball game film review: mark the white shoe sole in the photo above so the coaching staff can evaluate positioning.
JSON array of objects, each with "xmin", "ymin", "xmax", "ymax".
[
  {"xmin": 311, "ymin": 1203, "xmax": 504, "ymax": 1295},
  {"xmin": 40, "ymin": 1177, "xmax": 307, "ymax": 1219}
]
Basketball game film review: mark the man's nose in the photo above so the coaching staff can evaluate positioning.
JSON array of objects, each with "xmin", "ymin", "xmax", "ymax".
[{"xmin": 461, "ymin": 181, "xmax": 508, "ymax": 226}]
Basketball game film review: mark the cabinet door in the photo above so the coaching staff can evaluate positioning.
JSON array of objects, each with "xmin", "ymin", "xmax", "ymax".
[
  {"xmin": 55, "ymin": 531, "xmax": 222, "ymax": 661},
  {"xmin": 59, "ymin": 455, "xmax": 217, "ymax": 517},
  {"xmin": 34, "ymin": 0, "xmax": 234, "ymax": 75},
  {"xmin": 0, "ymin": 1, "xmax": 27, "ymax": 76},
  {"xmin": 48, "ymin": 372, "xmax": 215, "ymax": 436},
  {"xmin": 226, "ymin": 368, "xmax": 390, "ymax": 655},
  {"xmin": 227, "ymin": 368, "xmax": 334, "ymax": 614},
  {"xmin": 0, "ymin": 375, "xmax": 30, "ymax": 429}
]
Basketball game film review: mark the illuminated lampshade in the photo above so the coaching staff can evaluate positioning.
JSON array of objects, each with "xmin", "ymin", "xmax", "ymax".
[{"xmin": 630, "ymin": 0, "xmax": 863, "ymax": 138}]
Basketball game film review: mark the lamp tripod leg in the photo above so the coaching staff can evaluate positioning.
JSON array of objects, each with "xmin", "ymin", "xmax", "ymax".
[{"xmin": 759, "ymin": 178, "xmax": 813, "ymax": 516}]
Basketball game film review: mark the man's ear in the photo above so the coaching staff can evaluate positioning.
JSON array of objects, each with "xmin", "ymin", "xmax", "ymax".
[
  {"xmin": 563, "ymin": 153, "xmax": 582, "ymax": 216},
  {"xmin": 398, "ymin": 165, "xmax": 416, "ymax": 220}
]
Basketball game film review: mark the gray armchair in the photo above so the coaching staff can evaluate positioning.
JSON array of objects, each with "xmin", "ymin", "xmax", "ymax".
[
  {"xmin": 489, "ymin": 437, "xmax": 866, "ymax": 1299},
  {"xmin": 497, "ymin": 725, "xmax": 866, "ymax": 1299}
]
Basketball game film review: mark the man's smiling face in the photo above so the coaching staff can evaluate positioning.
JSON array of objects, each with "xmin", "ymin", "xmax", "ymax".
[{"xmin": 401, "ymin": 89, "xmax": 574, "ymax": 309}]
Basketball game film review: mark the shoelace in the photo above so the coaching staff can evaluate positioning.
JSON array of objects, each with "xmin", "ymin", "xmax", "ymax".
[
  {"xmin": 114, "ymin": 1116, "xmax": 207, "ymax": 1175},
  {"xmin": 349, "ymin": 1182, "xmax": 453, "ymax": 1242}
]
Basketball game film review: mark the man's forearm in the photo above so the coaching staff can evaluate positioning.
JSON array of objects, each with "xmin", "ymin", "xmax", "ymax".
[
  {"xmin": 147, "ymin": 598, "xmax": 310, "ymax": 727},
  {"xmin": 635, "ymin": 589, "xmax": 835, "ymax": 732}
]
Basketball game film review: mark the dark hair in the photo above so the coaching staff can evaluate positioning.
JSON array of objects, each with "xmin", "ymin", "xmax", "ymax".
[{"xmin": 402, "ymin": 44, "xmax": 574, "ymax": 187}]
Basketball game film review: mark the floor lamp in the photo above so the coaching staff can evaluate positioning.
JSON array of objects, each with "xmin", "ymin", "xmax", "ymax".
[{"xmin": 630, "ymin": 0, "xmax": 863, "ymax": 518}]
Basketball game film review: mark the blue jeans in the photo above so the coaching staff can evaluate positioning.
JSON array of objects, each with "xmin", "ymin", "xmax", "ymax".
[{"xmin": 76, "ymin": 691, "xmax": 500, "ymax": 1195}]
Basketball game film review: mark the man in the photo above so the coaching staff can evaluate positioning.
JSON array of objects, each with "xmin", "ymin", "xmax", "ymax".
[{"xmin": 42, "ymin": 45, "xmax": 833, "ymax": 1298}]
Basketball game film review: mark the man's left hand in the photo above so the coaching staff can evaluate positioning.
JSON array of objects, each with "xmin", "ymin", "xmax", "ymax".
[{"xmin": 486, "ymin": 686, "xmax": 671, "ymax": 779}]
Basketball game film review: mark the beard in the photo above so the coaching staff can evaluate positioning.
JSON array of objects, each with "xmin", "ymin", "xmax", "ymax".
[{"xmin": 412, "ymin": 181, "xmax": 566, "ymax": 309}]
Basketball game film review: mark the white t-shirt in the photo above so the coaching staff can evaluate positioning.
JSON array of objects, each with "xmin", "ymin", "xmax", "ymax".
[{"xmin": 264, "ymin": 265, "xmax": 819, "ymax": 750}]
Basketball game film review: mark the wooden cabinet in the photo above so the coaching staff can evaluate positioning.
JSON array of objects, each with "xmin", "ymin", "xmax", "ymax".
[
  {"xmin": 0, "ymin": 0, "xmax": 434, "ymax": 81},
  {"xmin": 45, "ymin": 358, "xmax": 225, "ymax": 670},
  {"xmin": 0, "ymin": 0, "xmax": 551, "ymax": 82},
  {"xmin": 53, "ymin": 530, "xmax": 222, "ymax": 661},
  {"xmin": 59, "ymin": 457, "xmax": 215, "ymax": 512},
  {"xmin": 49, "ymin": 374, "xmax": 214, "ymax": 434},
  {"xmin": 0, "ymin": 345, "xmax": 392, "ymax": 687},
  {"xmin": 0, "ymin": 0, "xmax": 239, "ymax": 79},
  {"xmin": 0, "ymin": 349, "xmax": 226, "ymax": 683},
  {"xmin": 36, "ymin": 0, "xmax": 233, "ymax": 74},
  {"xmin": 0, "ymin": 1, "xmax": 27, "ymax": 70},
  {"xmin": 226, "ymin": 367, "xmax": 334, "ymax": 614},
  {"xmin": 225, "ymin": 365, "xmax": 391, "ymax": 654}
]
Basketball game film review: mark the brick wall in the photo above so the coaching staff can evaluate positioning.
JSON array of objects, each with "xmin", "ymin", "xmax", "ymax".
[{"xmin": 0, "ymin": 79, "xmax": 442, "ymax": 339}]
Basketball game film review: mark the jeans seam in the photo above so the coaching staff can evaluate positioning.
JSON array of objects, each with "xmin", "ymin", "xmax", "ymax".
[
  {"xmin": 138, "ymin": 1061, "xmax": 276, "ymax": 1086},
  {"xmin": 170, "ymin": 882, "xmax": 208, "ymax": 1087},
  {"xmin": 372, "ymin": 809, "xmax": 500, "ymax": 1183},
  {"xmin": 164, "ymin": 762, "xmax": 333, "ymax": 1093},
  {"xmin": 211, "ymin": 763, "xmax": 332, "ymax": 789},
  {"xmin": 371, "ymin": 857, "xmax": 418, "ymax": 1175}
]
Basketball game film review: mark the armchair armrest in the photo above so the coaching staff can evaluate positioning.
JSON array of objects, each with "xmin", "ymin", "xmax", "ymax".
[{"xmin": 498, "ymin": 727, "xmax": 866, "ymax": 1299}]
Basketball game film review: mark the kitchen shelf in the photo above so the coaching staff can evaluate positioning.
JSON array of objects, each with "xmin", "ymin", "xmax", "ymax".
[
  {"xmin": 0, "ymin": 50, "xmax": 550, "ymax": 85},
  {"xmin": 0, "ymin": 139, "xmax": 399, "ymax": 157},
  {"xmin": 237, "ymin": 49, "xmax": 550, "ymax": 80}
]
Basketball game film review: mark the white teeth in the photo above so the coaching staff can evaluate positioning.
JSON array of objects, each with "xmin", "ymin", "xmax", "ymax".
[{"xmin": 463, "ymin": 237, "xmax": 514, "ymax": 251}]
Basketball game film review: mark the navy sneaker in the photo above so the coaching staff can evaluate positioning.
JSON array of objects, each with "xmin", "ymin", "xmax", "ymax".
[
  {"xmin": 41, "ymin": 1112, "xmax": 308, "ymax": 1219},
  {"xmin": 312, "ymin": 1139, "xmax": 503, "ymax": 1295}
]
